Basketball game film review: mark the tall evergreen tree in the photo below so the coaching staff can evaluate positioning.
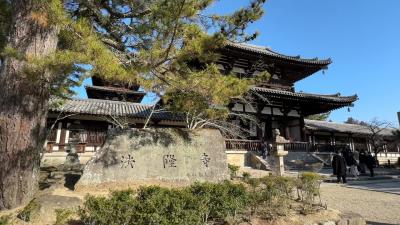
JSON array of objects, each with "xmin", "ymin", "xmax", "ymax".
[
  {"xmin": 306, "ymin": 112, "xmax": 330, "ymax": 121},
  {"xmin": 0, "ymin": 0, "xmax": 265, "ymax": 209}
]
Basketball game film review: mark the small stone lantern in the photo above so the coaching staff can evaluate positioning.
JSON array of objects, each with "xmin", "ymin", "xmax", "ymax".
[
  {"xmin": 273, "ymin": 129, "xmax": 289, "ymax": 176},
  {"xmin": 65, "ymin": 122, "xmax": 84, "ymax": 167}
]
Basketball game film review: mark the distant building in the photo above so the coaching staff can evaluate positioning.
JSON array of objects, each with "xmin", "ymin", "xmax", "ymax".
[{"xmin": 45, "ymin": 42, "xmax": 399, "ymax": 165}]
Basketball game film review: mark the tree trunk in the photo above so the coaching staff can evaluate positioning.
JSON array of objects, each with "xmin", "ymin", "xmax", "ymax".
[{"xmin": 0, "ymin": 1, "xmax": 59, "ymax": 209}]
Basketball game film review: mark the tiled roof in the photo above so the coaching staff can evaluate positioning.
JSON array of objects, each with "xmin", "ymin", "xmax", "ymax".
[
  {"xmin": 49, "ymin": 98, "xmax": 183, "ymax": 121},
  {"xmin": 305, "ymin": 119, "xmax": 395, "ymax": 136},
  {"xmin": 226, "ymin": 42, "xmax": 332, "ymax": 66},
  {"xmin": 251, "ymin": 87, "xmax": 358, "ymax": 105},
  {"xmin": 85, "ymin": 85, "xmax": 145, "ymax": 95}
]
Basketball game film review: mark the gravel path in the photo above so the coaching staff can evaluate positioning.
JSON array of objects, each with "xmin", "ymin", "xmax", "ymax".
[{"xmin": 320, "ymin": 182, "xmax": 400, "ymax": 225}]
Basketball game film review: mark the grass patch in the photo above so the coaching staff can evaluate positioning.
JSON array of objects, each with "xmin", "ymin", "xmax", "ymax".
[
  {"xmin": 0, "ymin": 215, "xmax": 12, "ymax": 225},
  {"xmin": 17, "ymin": 198, "xmax": 41, "ymax": 222}
]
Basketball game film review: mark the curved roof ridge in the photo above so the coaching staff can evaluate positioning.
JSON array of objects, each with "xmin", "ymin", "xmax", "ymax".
[
  {"xmin": 49, "ymin": 97, "xmax": 183, "ymax": 121},
  {"xmin": 304, "ymin": 119, "xmax": 395, "ymax": 136},
  {"xmin": 85, "ymin": 85, "xmax": 146, "ymax": 94},
  {"xmin": 251, "ymin": 87, "xmax": 358, "ymax": 102},
  {"xmin": 50, "ymin": 96, "xmax": 154, "ymax": 107},
  {"xmin": 225, "ymin": 42, "xmax": 332, "ymax": 65}
]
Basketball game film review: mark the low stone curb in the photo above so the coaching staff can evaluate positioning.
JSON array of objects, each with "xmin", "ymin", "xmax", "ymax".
[
  {"xmin": 307, "ymin": 212, "xmax": 366, "ymax": 225},
  {"xmin": 323, "ymin": 175, "xmax": 396, "ymax": 183}
]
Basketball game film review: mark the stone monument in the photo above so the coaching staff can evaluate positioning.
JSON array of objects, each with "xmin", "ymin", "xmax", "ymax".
[{"xmin": 76, "ymin": 128, "xmax": 229, "ymax": 188}]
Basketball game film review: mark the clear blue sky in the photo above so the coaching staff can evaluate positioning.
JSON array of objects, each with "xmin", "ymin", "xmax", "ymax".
[{"xmin": 73, "ymin": 0, "xmax": 400, "ymax": 125}]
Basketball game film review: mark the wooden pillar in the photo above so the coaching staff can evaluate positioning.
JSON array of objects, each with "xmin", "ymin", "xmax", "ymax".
[
  {"xmin": 266, "ymin": 116, "xmax": 272, "ymax": 141},
  {"xmin": 59, "ymin": 124, "xmax": 67, "ymax": 151},
  {"xmin": 55, "ymin": 122, "xmax": 62, "ymax": 144},
  {"xmin": 283, "ymin": 111, "xmax": 290, "ymax": 140},
  {"xmin": 330, "ymin": 133, "xmax": 335, "ymax": 146},
  {"xmin": 299, "ymin": 115, "xmax": 306, "ymax": 141},
  {"xmin": 366, "ymin": 139, "xmax": 372, "ymax": 152},
  {"xmin": 65, "ymin": 122, "xmax": 71, "ymax": 144},
  {"xmin": 256, "ymin": 104, "xmax": 263, "ymax": 141},
  {"xmin": 349, "ymin": 134, "xmax": 354, "ymax": 151}
]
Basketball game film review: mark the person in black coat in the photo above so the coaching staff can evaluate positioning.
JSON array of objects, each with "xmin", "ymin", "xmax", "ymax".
[
  {"xmin": 332, "ymin": 150, "xmax": 347, "ymax": 183},
  {"xmin": 260, "ymin": 141, "xmax": 269, "ymax": 159},
  {"xmin": 359, "ymin": 150, "xmax": 367, "ymax": 174},
  {"xmin": 365, "ymin": 153, "xmax": 376, "ymax": 177}
]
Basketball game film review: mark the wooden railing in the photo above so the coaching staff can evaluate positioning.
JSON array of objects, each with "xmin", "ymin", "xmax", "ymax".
[
  {"xmin": 225, "ymin": 139, "xmax": 262, "ymax": 151},
  {"xmin": 312, "ymin": 143, "xmax": 349, "ymax": 152},
  {"xmin": 225, "ymin": 139, "xmax": 357, "ymax": 153},
  {"xmin": 46, "ymin": 130, "xmax": 107, "ymax": 153},
  {"xmin": 85, "ymin": 131, "xmax": 107, "ymax": 146},
  {"xmin": 283, "ymin": 142, "xmax": 311, "ymax": 152}
]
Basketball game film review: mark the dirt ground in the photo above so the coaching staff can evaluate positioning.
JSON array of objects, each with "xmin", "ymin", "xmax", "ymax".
[{"xmin": 320, "ymin": 182, "xmax": 400, "ymax": 225}]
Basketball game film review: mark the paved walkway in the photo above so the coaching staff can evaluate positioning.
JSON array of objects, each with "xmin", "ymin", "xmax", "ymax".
[
  {"xmin": 321, "ymin": 181, "xmax": 400, "ymax": 225},
  {"xmin": 346, "ymin": 179, "xmax": 400, "ymax": 195}
]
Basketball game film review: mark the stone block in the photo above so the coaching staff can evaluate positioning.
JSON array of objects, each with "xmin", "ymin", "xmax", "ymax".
[
  {"xmin": 49, "ymin": 171, "xmax": 64, "ymax": 179},
  {"xmin": 336, "ymin": 219, "xmax": 348, "ymax": 225},
  {"xmin": 226, "ymin": 150, "xmax": 247, "ymax": 168},
  {"xmin": 347, "ymin": 217, "xmax": 366, "ymax": 225},
  {"xmin": 77, "ymin": 128, "xmax": 229, "ymax": 187},
  {"xmin": 320, "ymin": 221, "xmax": 335, "ymax": 225},
  {"xmin": 340, "ymin": 212, "xmax": 366, "ymax": 225}
]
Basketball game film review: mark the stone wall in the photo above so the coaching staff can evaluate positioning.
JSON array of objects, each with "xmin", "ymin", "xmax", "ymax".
[
  {"xmin": 41, "ymin": 152, "xmax": 94, "ymax": 166},
  {"xmin": 225, "ymin": 150, "xmax": 251, "ymax": 168},
  {"xmin": 284, "ymin": 152, "xmax": 324, "ymax": 172},
  {"xmin": 77, "ymin": 128, "xmax": 229, "ymax": 187}
]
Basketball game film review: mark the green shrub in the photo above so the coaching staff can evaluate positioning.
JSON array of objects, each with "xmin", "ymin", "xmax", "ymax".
[
  {"xmin": 134, "ymin": 186, "xmax": 201, "ymax": 225},
  {"xmin": 79, "ymin": 189, "xmax": 139, "ymax": 225},
  {"xmin": 256, "ymin": 176, "xmax": 295, "ymax": 218},
  {"xmin": 228, "ymin": 164, "xmax": 240, "ymax": 178},
  {"xmin": 189, "ymin": 181, "xmax": 248, "ymax": 221},
  {"xmin": 17, "ymin": 198, "xmax": 41, "ymax": 222},
  {"xmin": 54, "ymin": 209, "xmax": 75, "ymax": 225},
  {"xmin": 242, "ymin": 172, "xmax": 251, "ymax": 181},
  {"xmin": 79, "ymin": 182, "xmax": 249, "ymax": 225},
  {"xmin": 274, "ymin": 176, "xmax": 296, "ymax": 198},
  {"xmin": 297, "ymin": 172, "xmax": 322, "ymax": 203},
  {"xmin": 296, "ymin": 172, "xmax": 323, "ymax": 214},
  {"xmin": 77, "ymin": 175, "xmax": 323, "ymax": 223}
]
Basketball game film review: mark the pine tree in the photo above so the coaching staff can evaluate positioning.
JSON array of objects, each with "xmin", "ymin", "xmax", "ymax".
[
  {"xmin": 0, "ymin": 0, "xmax": 266, "ymax": 208},
  {"xmin": 306, "ymin": 112, "xmax": 331, "ymax": 121}
]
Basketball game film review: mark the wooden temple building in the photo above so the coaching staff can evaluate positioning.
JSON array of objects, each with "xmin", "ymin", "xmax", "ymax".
[{"xmin": 44, "ymin": 42, "xmax": 399, "ymax": 165}]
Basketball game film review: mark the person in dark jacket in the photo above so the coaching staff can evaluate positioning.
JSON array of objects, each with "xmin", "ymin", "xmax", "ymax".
[
  {"xmin": 260, "ymin": 141, "xmax": 269, "ymax": 159},
  {"xmin": 365, "ymin": 153, "xmax": 376, "ymax": 177},
  {"xmin": 342, "ymin": 146, "xmax": 354, "ymax": 166},
  {"xmin": 359, "ymin": 150, "xmax": 367, "ymax": 174},
  {"xmin": 332, "ymin": 150, "xmax": 347, "ymax": 183}
]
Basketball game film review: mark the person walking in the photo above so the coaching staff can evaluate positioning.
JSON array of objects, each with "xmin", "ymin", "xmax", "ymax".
[
  {"xmin": 349, "ymin": 151, "xmax": 359, "ymax": 178},
  {"xmin": 260, "ymin": 141, "xmax": 269, "ymax": 159},
  {"xmin": 354, "ymin": 150, "xmax": 360, "ymax": 173},
  {"xmin": 359, "ymin": 150, "xmax": 367, "ymax": 174},
  {"xmin": 366, "ymin": 152, "xmax": 376, "ymax": 177},
  {"xmin": 332, "ymin": 150, "xmax": 347, "ymax": 183}
]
